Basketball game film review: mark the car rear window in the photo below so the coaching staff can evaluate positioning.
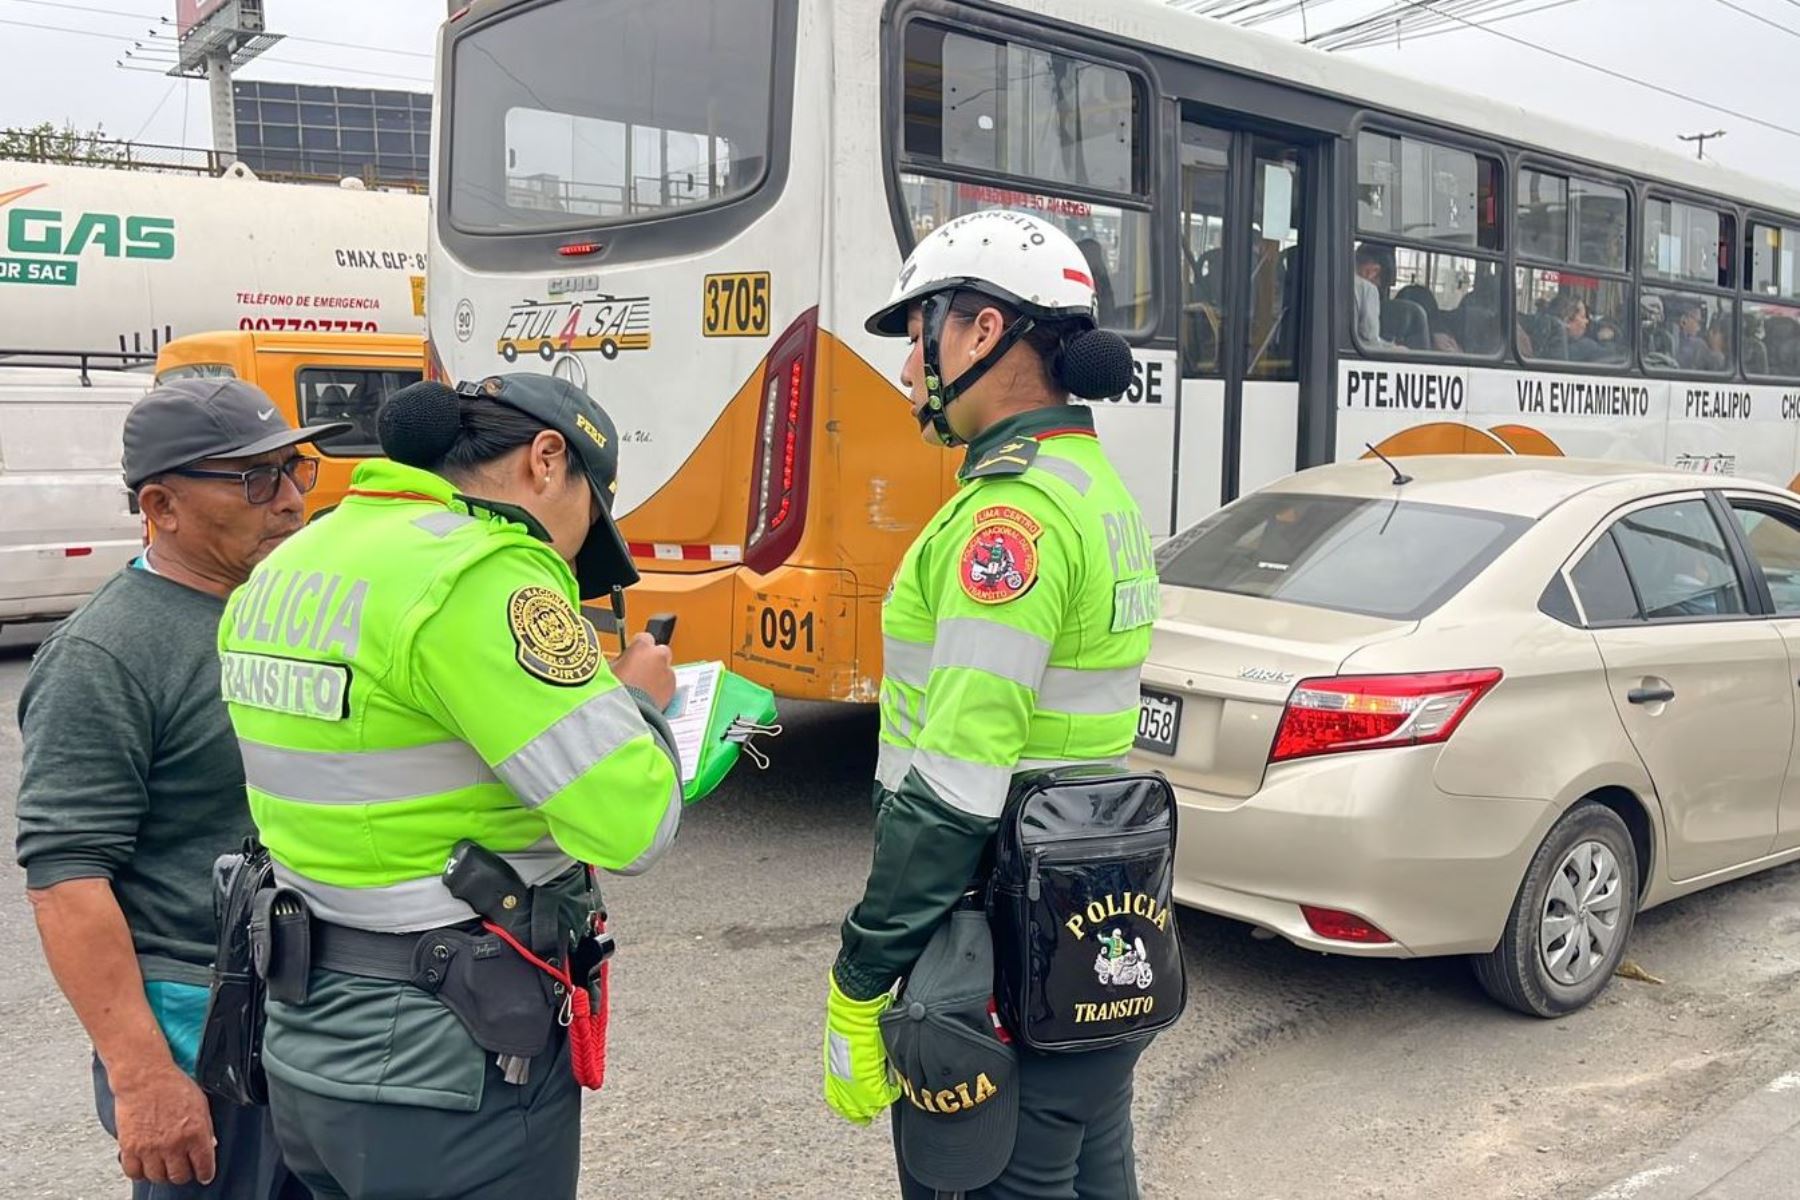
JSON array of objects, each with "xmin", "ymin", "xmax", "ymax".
[{"xmin": 1155, "ymin": 493, "xmax": 1530, "ymax": 620}]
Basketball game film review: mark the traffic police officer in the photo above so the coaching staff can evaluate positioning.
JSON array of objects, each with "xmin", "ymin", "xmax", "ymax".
[
  {"xmin": 218, "ymin": 375, "xmax": 683, "ymax": 1198},
  {"xmin": 823, "ymin": 210, "xmax": 1159, "ymax": 1197}
]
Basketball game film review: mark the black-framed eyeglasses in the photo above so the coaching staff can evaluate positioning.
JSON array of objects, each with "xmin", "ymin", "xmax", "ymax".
[{"xmin": 169, "ymin": 456, "xmax": 319, "ymax": 505}]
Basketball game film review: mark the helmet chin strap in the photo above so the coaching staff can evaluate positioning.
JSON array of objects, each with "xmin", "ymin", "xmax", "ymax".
[{"xmin": 918, "ymin": 290, "xmax": 1037, "ymax": 448}]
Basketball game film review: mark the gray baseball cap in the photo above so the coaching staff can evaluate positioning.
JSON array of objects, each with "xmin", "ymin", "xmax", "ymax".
[
  {"xmin": 879, "ymin": 909, "xmax": 1019, "ymax": 1190},
  {"xmin": 123, "ymin": 377, "xmax": 351, "ymax": 489}
]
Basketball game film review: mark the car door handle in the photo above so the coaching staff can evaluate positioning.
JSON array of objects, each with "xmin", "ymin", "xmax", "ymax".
[{"xmin": 1628, "ymin": 685, "xmax": 1675, "ymax": 705}]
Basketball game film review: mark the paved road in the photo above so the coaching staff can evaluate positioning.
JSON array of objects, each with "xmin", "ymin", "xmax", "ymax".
[{"xmin": 6, "ymin": 620, "xmax": 1800, "ymax": 1198}]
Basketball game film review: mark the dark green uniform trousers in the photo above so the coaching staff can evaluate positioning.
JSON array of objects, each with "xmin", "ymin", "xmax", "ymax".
[
  {"xmin": 893, "ymin": 1039, "xmax": 1148, "ymax": 1200},
  {"xmin": 267, "ymin": 1034, "xmax": 578, "ymax": 1200}
]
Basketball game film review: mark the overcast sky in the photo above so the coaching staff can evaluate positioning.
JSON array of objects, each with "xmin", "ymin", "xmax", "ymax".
[{"xmin": 2, "ymin": 0, "xmax": 1798, "ymax": 192}]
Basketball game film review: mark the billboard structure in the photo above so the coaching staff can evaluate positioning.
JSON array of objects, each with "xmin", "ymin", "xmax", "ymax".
[{"xmin": 168, "ymin": 0, "xmax": 283, "ymax": 158}]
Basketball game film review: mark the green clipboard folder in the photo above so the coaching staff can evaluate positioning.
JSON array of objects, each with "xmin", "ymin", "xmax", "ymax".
[{"xmin": 664, "ymin": 661, "xmax": 781, "ymax": 802}]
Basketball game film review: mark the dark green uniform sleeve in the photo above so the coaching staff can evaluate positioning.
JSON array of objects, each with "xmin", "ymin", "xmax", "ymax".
[{"xmin": 835, "ymin": 483, "xmax": 1077, "ymax": 999}]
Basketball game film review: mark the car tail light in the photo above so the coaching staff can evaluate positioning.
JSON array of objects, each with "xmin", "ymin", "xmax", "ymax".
[
  {"xmin": 743, "ymin": 307, "xmax": 819, "ymax": 574},
  {"xmin": 1301, "ymin": 905, "xmax": 1394, "ymax": 945},
  {"xmin": 1269, "ymin": 669, "xmax": 1503, "ymax": 763},
  {"xmin": 423, "ymin": 336, "xmax": 449, "ymax": 384}
]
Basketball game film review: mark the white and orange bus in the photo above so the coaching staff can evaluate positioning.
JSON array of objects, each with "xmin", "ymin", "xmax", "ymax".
[{"xmin": 430, "ymin": 0, "xmax": 1800, "ymax": 701}]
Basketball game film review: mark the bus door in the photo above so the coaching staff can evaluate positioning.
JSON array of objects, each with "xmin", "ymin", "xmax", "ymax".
[{"xmin": 1175, "ymin": 117, "xmax": 1316, "ymax": 530}]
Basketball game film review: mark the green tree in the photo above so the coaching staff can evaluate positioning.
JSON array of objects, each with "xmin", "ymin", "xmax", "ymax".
[{"xmin": 0, "ymin": 120, "xmax": 129, "ymax": 167}]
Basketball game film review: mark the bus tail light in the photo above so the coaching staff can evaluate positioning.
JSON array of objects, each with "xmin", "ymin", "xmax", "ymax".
[
  {"xmin": 744, "ymin": 307, "xmax": 819, "ymax": 574},
  {"xmin": 423, "ymin": 336, "xmax": 450, "ymax": 384},
  {"xmin": 1268, "ymin": 669, "xmax": 1503, "ymax": 762}
]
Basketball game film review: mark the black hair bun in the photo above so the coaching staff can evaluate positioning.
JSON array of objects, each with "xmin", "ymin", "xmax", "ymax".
[
  {"xmin": 378, "ymin": 380, "xmax": 462, "ymax": 467},
  {"xmin": 1057, "ymin": 328, "xmax": 1134, "ymax": 400}
]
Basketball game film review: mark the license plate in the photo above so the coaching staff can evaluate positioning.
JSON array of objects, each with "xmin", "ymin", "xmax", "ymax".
[{"xmin": 1135, "ymin": 689, "xmax": 1182, "ymax": 756}]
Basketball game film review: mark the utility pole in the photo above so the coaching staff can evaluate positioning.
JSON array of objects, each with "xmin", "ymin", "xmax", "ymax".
[{"xmin": 1678, "ymin": 130, "xmax": 1727, "ymax": 160}]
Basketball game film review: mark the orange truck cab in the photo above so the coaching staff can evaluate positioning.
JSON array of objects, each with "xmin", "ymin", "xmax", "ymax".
[{"xmin": 154, "ymin": 331, "xmax": 424, "ymax": 518}]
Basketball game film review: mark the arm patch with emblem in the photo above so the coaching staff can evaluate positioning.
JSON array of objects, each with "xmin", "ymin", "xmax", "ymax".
[
  {"xmin": 508, "ymin": 586, "xmax": 600, "ymax": 685},
  {"xmin": 960, "ymin": 505, "xmax": 1042, "ymax": 604}
]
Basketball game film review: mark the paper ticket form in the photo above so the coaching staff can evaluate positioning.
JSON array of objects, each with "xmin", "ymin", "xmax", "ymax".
[{"xmin": 663, "ymin": 661, "xmax": 723, "ymax": 784}]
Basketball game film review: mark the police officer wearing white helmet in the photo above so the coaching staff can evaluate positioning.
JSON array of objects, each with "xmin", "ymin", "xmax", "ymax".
[{"xmin": 823, "ymin": 208, "xmax": 1179, "ymax": 1199}]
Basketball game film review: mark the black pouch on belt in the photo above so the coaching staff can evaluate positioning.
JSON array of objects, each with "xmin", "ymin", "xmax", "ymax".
[
  {"xmin": 408, "ymin": 927, "xmax": 557, "ymax": 1060},
  {"xmin": 250, "ymin": 887, "xmax": 313, "ymax": 1006}
]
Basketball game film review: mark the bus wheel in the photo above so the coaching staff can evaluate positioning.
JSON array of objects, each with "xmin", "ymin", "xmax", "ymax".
[
  {"xmin": 599, "ymin": 339, "xmax": 620, "ymax": 360},
  {"xmin": 538, "ymin": 341, "xmax": 556, "ymax": 362},
  {"xmin": 501, "ymin": 343, "xmax": 518, "ymax": 363}
]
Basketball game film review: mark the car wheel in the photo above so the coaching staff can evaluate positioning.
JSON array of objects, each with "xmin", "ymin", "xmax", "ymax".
[
  {"xmin": 599, "ymin": 338, "xmax": 620, "ymax": 360},
  {"xmin": 501, "ymin": 343, "xmax": 517, "ymax": 363},
  {"xmin": 538, "ymin": 341, "xmax": 557, "ymax": 361},
  {"xmin": 1473, "ymin": 800, "xmax": 1638, "ymax": 1018}
]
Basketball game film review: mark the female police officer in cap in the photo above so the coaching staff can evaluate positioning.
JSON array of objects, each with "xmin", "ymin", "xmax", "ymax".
[
  {"xmin": 822, "ymin": 210, "xmax": 1162, "ymax": 1197},
  {"xmin": 218, "ymin": 374, "xmax": 682, "ymax": 1198}
]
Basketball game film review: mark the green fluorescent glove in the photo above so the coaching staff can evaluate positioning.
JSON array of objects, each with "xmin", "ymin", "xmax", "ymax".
[{"xmin": 823, "ymin": 970, "xmax": 902, "ymax": 1125}]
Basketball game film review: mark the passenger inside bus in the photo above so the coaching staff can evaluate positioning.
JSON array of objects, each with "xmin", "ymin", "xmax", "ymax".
[
  {"xmin": 1394, "ymin": 284, "xmax": 1460, "ymax": 353},
  {"xmin": 1353, "ymin": 242, "xmax": 1392, "ymax": 349}
]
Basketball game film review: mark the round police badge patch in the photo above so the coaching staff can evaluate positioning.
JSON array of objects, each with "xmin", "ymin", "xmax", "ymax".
[
  {"xmin": 960, "ymin": 505, "xmax": 1043, "ymax": 605},
  {"xmin": 508, "ymin": 586, "xmax": 600, "ymax": 686}
]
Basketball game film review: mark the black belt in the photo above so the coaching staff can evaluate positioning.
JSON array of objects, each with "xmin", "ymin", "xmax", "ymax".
[{"xmin": 312, "ymin": 920, "xmax": 475, "ymax": 982}]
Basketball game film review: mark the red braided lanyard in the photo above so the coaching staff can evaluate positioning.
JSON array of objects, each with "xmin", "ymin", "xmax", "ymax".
[{"xmin": 480, "ymin": 920, "xmax": 611, "ymax": 1091}]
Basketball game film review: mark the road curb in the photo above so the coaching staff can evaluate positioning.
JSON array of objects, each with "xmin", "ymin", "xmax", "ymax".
[{"xmin": 1586, "ymin": 1067, "xmax": 1800, "ymax": 1199}]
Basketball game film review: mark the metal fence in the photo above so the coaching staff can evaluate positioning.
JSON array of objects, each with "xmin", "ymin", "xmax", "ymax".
[{"xmin": 0, "ymin": 129, "xmax": 427, "ymax": 193}]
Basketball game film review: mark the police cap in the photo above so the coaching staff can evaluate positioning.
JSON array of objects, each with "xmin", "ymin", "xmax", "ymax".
[{"xmin": 879, "ymin": 909, "xmax": 1019, "ymax": 1190}]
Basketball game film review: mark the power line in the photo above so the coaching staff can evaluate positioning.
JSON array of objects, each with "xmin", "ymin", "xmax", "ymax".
[
  {"xmin": 127, "ymin": 78, "xmax": 178, "ymax": 141},
  {"xmin": 0, "ymin": 16, "xmax": 432, "ymax": 83},
  {"xmin": 1351, "ymin": 0, "xmax": 1800, "ymax": 142},
  {"xmin": 1313, "ymin": 0, "xmax": 1577, "ymax": 50},
  {"xmin": 0, "ymin": 0, "xmax": 434, "ymax": 58},
  {"xmin": 1710, "ymin": 0, "xmax": 1800, "ymax": 42},
  {"xmin": 1317, "ymin": 0, "xmax": 1588, "ymax": 50}
]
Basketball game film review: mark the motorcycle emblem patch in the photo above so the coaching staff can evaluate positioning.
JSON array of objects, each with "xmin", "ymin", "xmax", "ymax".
[
  {"xmin": 1093, "ymin": 929, "xmax": 1155, "ymax": 991},
  {"xmin": 508, "ymin": 585, "xmax": 600, "ymax": 686},
  {"xmin": 960, "ymin": 506, "xmax": 1042, "ymax": 604}
]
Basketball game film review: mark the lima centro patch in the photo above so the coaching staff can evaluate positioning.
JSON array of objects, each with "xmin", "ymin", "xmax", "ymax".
[
  {"xmin": 960, "ymin": 505, "xmax": 1042, "ymax": 605},
  {"xmin": 507, "ymin": 586, "xmax": 600, "ymax": 686}
]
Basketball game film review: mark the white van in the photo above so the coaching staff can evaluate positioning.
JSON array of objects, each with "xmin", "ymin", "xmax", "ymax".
[{"xmin": 0, "ymin": 359, "xmax": 152, "ymax": 630}]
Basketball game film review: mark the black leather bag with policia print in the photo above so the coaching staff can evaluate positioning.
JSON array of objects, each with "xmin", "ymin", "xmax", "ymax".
[{"xmin": 987, "ymin": 766, "xmax": 1185, "ymax": 1053}]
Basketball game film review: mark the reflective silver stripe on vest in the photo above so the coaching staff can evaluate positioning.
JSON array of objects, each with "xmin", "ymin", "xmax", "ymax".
[
  {"xmin": 240, "ymin": 738, "xmax": 497, "ymax": 804},
  {"xmin": 272, "ymin": 840, "xmax": 574, "ymax": 933},
  {"xmin": 1036, "ymin": 665, "xmax": 1142, "ymax": 715},
  {"xmin": 877, "ymin": 747, "xmax": 1126, "ymax": 799},
  {"xmin": 613, "ymin": 772, "xmax": 683, "ymax": 877},
  {"xmin": 876, "ymin": 741, "xmax": 913, "ymax": 792},
  {"xmin": 494, "ymin": 687, "xmax": 646, "ymax": 809},
  {"xmin": 1031, "ymin": 455, "xmax": 1092, "ymax": 496},
  {"xmin": 883, "ymin": 636, "xmax": 932, "ymax": 689},
  {"xmin": 413, "ymin": 511, "xmax": 476, "ymax": 538},
  {"xmin": 912, "ymin": 749, "xmax": 1011, "ymax": 820},
  {"xmin": 931, "ymin": 618, "xmax": 1051, "ymax": 690},
  {"xmin": 1017, "ymin": 755, "xmax": 1129, "ymax": 772}
]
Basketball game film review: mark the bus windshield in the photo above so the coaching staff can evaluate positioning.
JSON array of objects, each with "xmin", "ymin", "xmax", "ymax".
[{"xmin": 447, "ymin": 0, "xmax": 778, "ymax": 233}]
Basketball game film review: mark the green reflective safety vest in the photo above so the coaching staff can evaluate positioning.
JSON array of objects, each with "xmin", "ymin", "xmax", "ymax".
[
  {"xmin": 835, "ymin": 404, "xmax": 1157, "ymax": 1000},
  {"xmin": 217, "ymin": 458, "xmax": 683, "ymax": 934}
]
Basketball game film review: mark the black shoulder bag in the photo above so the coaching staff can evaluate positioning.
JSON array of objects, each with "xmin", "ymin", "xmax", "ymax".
[
  {"xmin": 988, "ymin": 766, "xmax": 1186, "ymax": 1052},
  {"xmin": 195, "ymin": 837, "xmax": 273, "ymax": 1106}
]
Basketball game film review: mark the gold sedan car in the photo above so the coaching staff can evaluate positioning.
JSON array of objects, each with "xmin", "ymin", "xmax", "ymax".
[{"xmin": 1134, "ymin": 456, "xmax": 1800, "ymax": 1016}]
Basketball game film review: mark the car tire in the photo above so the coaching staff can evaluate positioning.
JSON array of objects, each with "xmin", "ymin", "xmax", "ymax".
[{"xmin": 1473, "ymin": 800, "xmax": 1639, "ymax": 1018}]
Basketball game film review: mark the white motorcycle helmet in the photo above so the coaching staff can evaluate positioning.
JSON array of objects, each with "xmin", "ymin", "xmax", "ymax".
[{"xmin": 866, "ymin": 209, "xmax": 1132, "ymax": 446}]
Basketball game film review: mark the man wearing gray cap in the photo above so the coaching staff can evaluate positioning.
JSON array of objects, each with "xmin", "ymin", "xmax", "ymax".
[{"xmin": 16, "ymin": 377, "xmax": 344, "ymax": 1198}]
